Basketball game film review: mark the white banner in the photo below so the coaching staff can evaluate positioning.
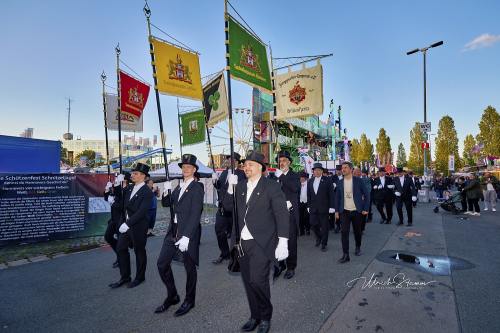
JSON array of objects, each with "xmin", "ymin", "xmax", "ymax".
[
  {"xmin": 275, "ymin": 64, "xmax": 323, "ymax": 120},
  {"xmin": 105, "ymin": 93, "xmax": 143, "ymax": 132},
  {"xmin": 448, "ymin": 154, "xmax": 455, "ymax": 171}
]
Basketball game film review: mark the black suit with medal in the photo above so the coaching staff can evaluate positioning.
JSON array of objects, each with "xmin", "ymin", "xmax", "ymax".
[
  {"xmin": 223, "ymin": 176, "xmax": 289, "ymax": 322},
  {"xmin": 158, "ymin": 179, "xmax": 204, "ymax": 304},
  {"xmin": 116, "ymin": 182, "xmax": 153, "ymax": 282}
]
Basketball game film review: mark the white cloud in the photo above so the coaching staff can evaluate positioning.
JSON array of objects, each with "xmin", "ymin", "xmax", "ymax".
[{"xmin": 462, "ymin": 33, "xmax": 500, "ymax": 52}]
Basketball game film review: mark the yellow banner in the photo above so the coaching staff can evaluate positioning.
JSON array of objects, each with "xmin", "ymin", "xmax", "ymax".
[{"xmin": 152, "ymin": 37, "xmax": 203, "ymax": 100}]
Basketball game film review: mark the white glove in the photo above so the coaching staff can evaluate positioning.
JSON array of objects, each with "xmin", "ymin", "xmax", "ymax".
[
  {"xmin": 388, "ymin": 185, "xmax": 395, "ymax": 189},
  {"xmin": 286, "ymin": 201, "xmax": 292, "ymax": 210},
  {"xmin": 275, "ymin": 237, "xmax": 289, "ymax": 261},
  {"xmin": 378, "ymin": 185, "xmax": 383, "ymax": 189},
  {"xmin": 119, "ymin": 223, "xmax": 129, "ymax": 233},
  {"xmin": 373, "ymin": 185, "xmax": 378, "ymax": 190},
  {"xmin": 212, "ymin": 173, "xmax": 218, "ymax": 181},
  {"xmin": 163, "ymin": 181, "xmax": 172, "ymax": 196},
  {"xmin": 333, "ymin": 182, "xmax": 337, "ymax": 189},
  {"xmin": 307, "ymin": 208, "xmax": 310, "ymax": 213},
  {"xmin": 412, "ymin": 196, "xmax": 417, "ymax": 202},
  {"xmin": 274, "ymin": 169, "xmax": 283, "ymax": 178},
  {"xmin": 107, "ymin": 195, "xmax": 115, "ymax": 205},
  {"xmin": 395, "ymin": 191, "xmax": 401, "ymax": 197},
  {"xmin": 105, "ymin": 182, "xmax": 112, "ymax": 192},
  {"xmin": 175, "ymin": 236, "xmax": 189, "ymax": 252},
  {"xmin": 329, "ymin": 208, "xmax": 335, "ymax": 213}
]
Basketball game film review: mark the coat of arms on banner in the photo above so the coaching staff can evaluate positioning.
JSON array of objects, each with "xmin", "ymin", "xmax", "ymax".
[
  {"xmin": 240, "ymin": 45, "xmax": 261, "ymax": 73},
  {"xmin": 128, "ymin": 87, "xmax": 145, "ymax": 109},
  {"xmin": 289, "ymin": 81, "xmax": 306, "ymax": 105},
  {"xmin": 189, "ymin": 119, "xmax": 199, "ymax": 133},
  {"xmin": 169, "ymin": 54, "xmax": 193, "ymax": 84}
]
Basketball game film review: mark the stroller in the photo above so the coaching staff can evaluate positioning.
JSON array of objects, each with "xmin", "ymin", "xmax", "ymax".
[{"xmin": 433, "ymin": 192, "xmax": 463, "ymax": 214}]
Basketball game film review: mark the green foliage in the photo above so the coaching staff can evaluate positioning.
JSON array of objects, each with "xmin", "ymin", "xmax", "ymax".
[
  {"xmin": 434, "ymin": 115, "xmax": 461, "ymax": 173},
  {"xmin": 476, "ymin": 105, "xmax": 500, "ymax": 156},
  {"xmin": 396, "ymin": 143, "xmax": 407, "ymax": 168}
]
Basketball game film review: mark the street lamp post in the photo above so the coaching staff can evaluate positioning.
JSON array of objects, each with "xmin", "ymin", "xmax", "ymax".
[{"xmin": 407, "ymin": 40, "xmax": 443, "ymax": 202}]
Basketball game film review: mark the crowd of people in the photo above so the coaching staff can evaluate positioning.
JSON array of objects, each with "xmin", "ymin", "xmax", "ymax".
[{"xmin": 100, "ymin": 151, "xmax": 496, "ymax": 333}]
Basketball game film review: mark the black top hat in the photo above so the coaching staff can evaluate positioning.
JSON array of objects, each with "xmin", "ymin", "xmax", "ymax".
[
  {"xmin": 335, "ymin": 165, "xmax": 342, "ymax": 171},
  {"xmin": 131, "ymin": 163, "xmax": 150, "ymax": 177},
  {"xmin": 312, "ymin": 162, "xmax": 324, "ymax": 171},
  {"xmin": 124, "ymin": 171, "xmax": 132, "ymax": 182},
  {"xmin": 276, "ymin": 150, "xmax": 293, "ymax": 163},
  {"xmin": 378, "ymin": 167, "xmax": 386, "ymax": 173},
  {"xmin": 226, "ymin": 152, "xmax": 241, "ymax": 163},
  {"xmin": 244, "ymin": 150, "xmax": 266, "ymax": 171},
  {"xmin": 178, "ymin": 154, "xmax": 199, "ymax": 171},
  {"xmin": 299, "ymin": 171, "xmax": 309, "ymax": 178}
]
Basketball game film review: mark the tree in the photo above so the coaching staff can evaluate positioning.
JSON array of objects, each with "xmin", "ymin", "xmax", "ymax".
[
  {"xmin": 376, "ymin": 128, "xmax": 392, "ymax": 165},
  {"xmin": 476, "ymin": 105, "xmax": 500, "ymax": 156},
  {"xmin": 396, "ymin": 143, "xmax": 407, "ymax": 168},
  {"xmin": 462, "ymin": 134, "xmax": 477, "ymax": 166},
  {"xmin": 358, "ymin": 133, "xmax": 374, "ymax": 163},
  {"xmin": 434, "ymin": 115, "xmax": 462, "ymax": 173},
  {"xmin": 75, "ymin": 149, "xmax": 96, "ymax": 167},
  {"xmin": 407, "ymin": 122, "xmax": 429, "ymax": 175},
  {"xmin": 350, "ymin": 138, "xmax": 361, "ymax": 166}
]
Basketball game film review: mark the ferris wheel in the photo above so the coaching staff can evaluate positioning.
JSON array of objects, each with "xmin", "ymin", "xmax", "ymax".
[{"xmin": 208, "ymin": 107, "xmax": 254, "ymax": 158}]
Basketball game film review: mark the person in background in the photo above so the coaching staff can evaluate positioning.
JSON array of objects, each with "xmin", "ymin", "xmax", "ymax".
[
  {"xmin": 481, "ymin": 172, "xmax": 498, "ymax": 212},
  {"xmin": 298, "ymin": 172, "xmax": 310, "ymax": 236},
  {"xmin": 146, "ymin": 178, "xmax": 157, "ymax": 237},
  {"xmin": 463, "ymin": 174, "xmax": 482, "ymax": 216},
  {"xmin": 456, "ymin": 177, "xmax": 468, "ymax": 212}
]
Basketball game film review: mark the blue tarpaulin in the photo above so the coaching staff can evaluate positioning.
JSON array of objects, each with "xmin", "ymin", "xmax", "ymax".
[{"xmin": 0, "ymin": 135, "xmax": 60, "ymax": 173}]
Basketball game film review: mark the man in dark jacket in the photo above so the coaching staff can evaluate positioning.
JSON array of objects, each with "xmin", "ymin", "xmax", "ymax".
[
  {"xmin": 274, "ymin": 150, "xmax": 301, "ymax": 279},
  {"xmin": 109, "ymin": 163, "xmax": 153, "ymax": 289},
  {"xmin": 393, "ymin": 168, "xmax": 417, "ymax": 226},
  {"xmin": 155, "ymin": 154, "xmax": 204, "ymax": 317},
  {"xmin": 307, "ymin": 163, "xmax": 335, "ymax": 251},
  {"xmin": 223, "ymin": 151, "xmax": 289, "ymax": 333},
  {"xmin": 335, "ymin": 162, "xmax": 371, "ymax": 263},
  {"xmin": 372, "ymin": 168, "xmax": 395, "ymax": 224}
]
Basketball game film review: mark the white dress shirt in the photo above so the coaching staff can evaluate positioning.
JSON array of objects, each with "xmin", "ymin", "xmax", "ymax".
[
  {"xmin": 126, "ymin": 182, "xmax": 145, "ymax": 220},
  {"xmin": 399, "ymin": 176, "xmax": 405, "ymax": 186},
  {"xmin": 380, "ymin": 176, "xmax": 385, "ymax": 188},
  {"xmin": 300, "ymin": 182, "xmax": 308, "ymax": 203},
  {"xmin": 313, "ymin": 177, "xmax": 321, "ymax": 194},
  {"xmin": 241, "ymin": 176, "xmax": 261, "ymax": 240},
  {"xmin": 174, "ymin": 177, "xmax": 195, "ymax": 224}
]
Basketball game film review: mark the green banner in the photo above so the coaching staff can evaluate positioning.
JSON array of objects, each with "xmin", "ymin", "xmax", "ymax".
[
  {"xmin": 228, "ymin": 16, "xmax": 272, "ymax": 92},
  {"xmin": 180, "ymin": 109, "xmax": 206, "ymax": 146}
]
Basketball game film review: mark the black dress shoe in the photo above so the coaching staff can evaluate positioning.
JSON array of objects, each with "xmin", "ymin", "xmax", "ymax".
[
  {"xmin": 315, "ymin": 239, "xmax": 321, "ymax": 247},
  {"xmin": 127, "ymin": 279, "xmax": 145, "ymax": 288},
  {"xmin": 241, "ymin": 318, "xmax": 260, "ymax": 332},
  {"xmin": 174, "ymin": 301, "xmax": 195, "ymax": 317},
  {"xmin": 338, "ymin": 254, "xmax": 350, "ymax": 263},
  {"xmin": 109, "ymin": 277, "xmax": 131, "ymax": 288},
  {"xmin": 212, "ymin": 256, "xmax": 229, "ymax": 264},
  {"xmin": 385, "ymin": 220, "xmax": 392, "ymax": 224},
  {"xmin": 379, "ymin": 219, "xmax": 386, "ymax": 224},
  {"xmin": 257, "ymin": 320, "xmax": 270, "ymax": 333},
  {"xmin": 306, "ymin": 230, "xmax": 310, "ymax": 235},
  {"xmin": 397, "ymin": 221, "xmax": 404, "ymax": 226},
  {"xmin": 284, "ymin": 270, "xmax": 295, "ymax": 279},
  {"xmin": 407, "ymin": 223, "xmax": 413, "ymax": 227},
  {"xmin": 321, "ymin": 245, "xmax": 327, "ymax": 252},
  {"xmin": 154, "ymin": 294, "xmax": 180, "ymax": 313},
  {"xmin": 112, "ymin": 261, "xmax": 119, "ymax": 268},
  {"xmin": 355, "ymin": 247, "xmax": 361, "ymax": 256}
]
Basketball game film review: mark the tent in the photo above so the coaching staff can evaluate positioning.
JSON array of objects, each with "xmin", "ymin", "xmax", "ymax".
[{"xmin": 149, "ymin": 160, "xmax": 214, "ymax": 180}]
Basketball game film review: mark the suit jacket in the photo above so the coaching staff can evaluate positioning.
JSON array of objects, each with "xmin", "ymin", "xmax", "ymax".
[
  {"xmin": 411, "ymin": 176, "xmax": 422, "ymax": 191},
  {"xmin": 307, "ymin": 176, "xmax": 335, "ymax": 214},
  {"xmin": 162, "ymin": 179, "xmax": 204, "ymax": 265},
  {"xmin": 335, "ymin": 176, "xmax": 371, "ymax": 213},
  {"xmin": 104, "ymin": 184, "xmax": 126, "ymax": 224},
  {"xmin": 124, "ymin": 183, "xmax": 154, "ymax": 230},
  {"xmin": 214, "ymin": 168, "xmax": 246, "ymax": 215},
  {"xmin": 394, "ymin": 176, "xmax": 417, "ymax": 201},
  {"xmin": 223, "ymin": 177, "xmax": 289, "ymax": 264},
  {"xmin": 372, "ymin": 176, "xmax": 395, "ymax": 202},
  {"xmin": 276, "ymin": 170, "xmax": 301, "ymax": 225}
]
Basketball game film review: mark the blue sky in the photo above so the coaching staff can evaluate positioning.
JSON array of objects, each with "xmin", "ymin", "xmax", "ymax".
[{"xmin": 1, "ymin": 0, "xmax": 499, "ymax": 163}]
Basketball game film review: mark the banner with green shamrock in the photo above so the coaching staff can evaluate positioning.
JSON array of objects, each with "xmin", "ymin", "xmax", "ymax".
[
  {"xmin": 203, "ymin": 72, "xmax": 229, "ymax": 127},
  {"xmin": 179, "ymin": 109, "xmax": 206, "ymax": 146},
  {"xmin": 228, "ymin": 16, "xmax": 272, "ymax": 92}
]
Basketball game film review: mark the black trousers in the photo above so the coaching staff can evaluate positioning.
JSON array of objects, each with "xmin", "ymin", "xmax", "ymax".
[
  {"xmin": 467, "ymin": 198, "xmax": 480, "ymax": 213},
  {"xmin": 104, "ymin": 220, "xmax": 118, "ymax": 259},
  {"xmin": 376, "ymin": 198, "xmax": 393, "ymax": 221},
  {"xmin": 240, "ymin": 239, "xmax": 272, "ymax": 321},
  {"xmin": 310, "ymin": 213, "xmax": 329, "ymax": 246},
  {"xmin": 396, "ymin": 197, "xmax": 413, "ymax": 224},
  {"xmin": 116, "ymin": 224, "xmax": 148, "ymax": 281},
  {"xmin": 214, "ymin": 213, "xmax": 232, "ymax": 258},
  {"xmin": 340, "ymin": 210, "xmax": 363, "ymax": 254},
  {"xmin": 157, "ymin": 236, "xmax": 197, "ymax": 304},
  {"xmin": 298, "ymin": 202, "xmax": 310, "ymax": 235},
  {"xmin": 286, "ymin": 216, "xmax": 298, "ymax": 270}
]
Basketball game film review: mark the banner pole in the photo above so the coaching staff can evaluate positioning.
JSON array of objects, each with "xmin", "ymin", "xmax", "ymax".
[
  {"xmin": 176, "ymin": 98, "xmax": 184, "ymax": 156},
  {"xmin": 202, "ymin": 101, "xmax": 216, "ymax": 172},
  {"xmin": 115, "ymin": 44, "xmax": 123, "ymax": 174},
  {"xmin": 269, "ymin": 42, "xmax": 277, "ymax": 167},
  {"xmin": 101, "ymin": 71, "xmax": 111, "ymax": 180}
]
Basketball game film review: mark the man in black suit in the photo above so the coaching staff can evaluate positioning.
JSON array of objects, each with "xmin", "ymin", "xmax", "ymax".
[
  {"xmin": 393, "ymin": 168, "xmax": 417, "ymax": 226},
  {"xmin": 274, "ymin": 150, "xmax": 301, "ymax": 279},
  {"xmin": 212, "ymin": 153, "xmax": 246, "ymax": 264},
  {"xmin": 373, "ymin": 168, "xmax": 395, "ymax": 224},
  {"xmin": 307, "ymin": 163, "xmax": 335, "ymax": 252},
  {"xmin": 109, "ymin": 163, "xmax": 153, "ymax": 289},
  {"xmin": 155, "ymin": 154, "xmax": 204, "ymax": 317},
  {"xmin": 334, "ymin": 161, "xmax": 371, "ymax": 263},
  {"xmin": 298, "ymin": 172, "xmax": 310, "ymax": 236},
  {"xmin": 223, "ymin": 151, "xmax": 289, "ymax": 333},
  {"xmin": 408, "ymin": 170, "xmax": 421, "ymax": 207},
  {"xmin": 331, "ymin": 165, "xmax": 342, "ymax": 233}
]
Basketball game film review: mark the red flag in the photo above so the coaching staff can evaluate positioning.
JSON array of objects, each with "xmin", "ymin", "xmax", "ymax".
[{"xmin": 119, "ymin": 70, "xmax": 150, "ymax": 118}]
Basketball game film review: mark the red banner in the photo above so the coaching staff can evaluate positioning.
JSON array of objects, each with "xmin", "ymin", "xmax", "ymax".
[{"xmin": 119, "ymin": 70, "xmax": 150, "ymax": 118}]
